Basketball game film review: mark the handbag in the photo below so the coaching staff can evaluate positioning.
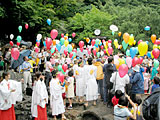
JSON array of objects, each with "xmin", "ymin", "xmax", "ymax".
[{"xmin": 110, "ymin": 72, "xmax": 117, "ymax": 95}]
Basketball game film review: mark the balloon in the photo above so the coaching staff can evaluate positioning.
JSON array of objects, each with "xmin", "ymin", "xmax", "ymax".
[
  {"xmin": 108, "ymin": 47, "xmax": 113, "ymax": 55},
  {"xmin": 51, "ymin": 48, "xmax": 55, "ymax": 54},
  {"xmin": 152, "ymin": 48, "xmax": 159, "ymax": 59},
  {"xmin": 88, "ymin": 50, "xmax": 91, "ymax": 55},
  {"xmin": 43, "ymin": 41, "xmax": 46, "ymax": 46},
  {"xmin": 51, "ymin": 40, "xmax": 56, "ymax": 46},
  {"xmin": 95, "ymin": 39, "xmax": 99, "ymax": 45},
  {"xmin": 66, "ymin": 33, "xmax": 68, "ymax": 36},
  {"xmin": 138, "ymin": 42, "xmax": 148, "ymax": 56},
  {"xmin": 91, "ymin": 39, "xmax": 95, "ymax": 46},
  {"xmin": 153, "ymin": 44, "xmax": 158, "ymax": 49},
  {"xmin": 151, "ymin": 34, "xmax": 156, "ymax": 43},
  {"xmin": 62, "ymin": 64, "xmax": 68, "ymax": 72},
  {"xmin": 96, "ymin": 47, "xmax": 99, "ymax": 52},
  {"xmin": 72, "ymin": 49, "xmax": 77, "ymax": 53},
  {"xmin": 122, "ymin": 40, "xmax": 128, "ymax": 51},
  {"xmin": 68, "ymin": 38, "xmax": 72, "ymax": 42},
  {"xmin": 133, "ymin": 40, "xmax": 136, "ymax": 45},
  {"xmin": 147, "ymin": 52, "xmax": 151, "ymax": 58},
  {"xmin": 57, "ymin": 72, "xmax": 64, "ymax": 83},
  {"xmin": 68, "ymin": 45, "xmax": 73, "ymax": 53},
  {"xmin": 86, "ymin": 38, "xmax": 90, "ymax": 43},
  {"xmin": 144, "ymin": 26, "xmax": 150, "ymax": 31},
  {"xmin": 64, "ymin": 36, "xmax": 68, "ymax": 40},
  {"xmin": 130, "ymin": 47, "xmax": 137, "ymax": 58},
  {"xmin": 18, "ymin": 25, "xmax": 22, "ymax": 33},
  {"xmin": 61, "ymin": 33, "xmax": 64, "ymax": 38},
  {"xmin": 119, "ymin": 64, "xmax": 128, "ymax": 78},
  {"xmin": 47, "ymin": 19, "xmax": 51, "ymax": 25},
  {"xmin": 77, "ymin": 48, "xmax": 80, "ymax": 52},
  {"xmin": 36, "ymin": 42, "xmax": 40, "ymax": 47},
  {"xmin": 64, "ymin": 50, "xmax": 68, "ymax": 56},
  {"xmin": 126, "ymin": 49, "xmax": 130, "ymax": 56},
  {"xmin": 45, "ymin": 38, "xmax": 52, "ymax": 49},
  {"xmin": 108, "ymin": 40, "xmax": 112, "ymax": 43},
  {"xmin": 114, "ymin": 59, "xmax": 120, "ymax": 69},
  {"xmin": 123, "ymin": 33, "xmax": 130, "ymax": 43},
  {"xmin": 79, "ymin": 41, "xmax": 84, "ymax": 48},
  {"xmin": 92, "ymin": 49, "xmax": 96, "ymax": 56},
  {"xmin": 154, "ymin": 40, "xmax": 160, "ymax": 45},
  {"xmin": 104, "ymin": 50, "xmax": 106, "ymax": 54},
  {"xmin": 138, "ymin": 40, "xmax": 143, "ymax": 45},
  {"xmin": 118, "ymin": 58, "xmax": 125, "ymax": 66},
  {"xmin": 69, "ymin": 52, "xmax": 73, "ymax": 58},
  {"xmin": 154, "ymin": 59, "xmax": 159, "ymax": 69},
  {"xmin": 101, "ymin": 45, "xmax": 104, "ymax": 50},
  {"xmin": 56, "ymin": 44, "xmax": 61, "ymax": 52},
  {"xmin": 60, "ymin": 38, "xmax": 65, "ymax": 45},
  {"xmin": 80, "ymin": 47, "xmax": 83, "ymax": 52},
  {"xmin": 17, "ymin": 36, "xmax": 22, "ymax": 42},
  {"xmin": 10, "ymin": 34, "xmax": 14, "ymax": 40},
  {"xmin": 64, "ymin": 40, "xmax": 69, "ymax": 47},
  {"xmin": 72, "ymin": 32, "xmax": 76, "ymax": 38},
  {"xmin": 25, "ymin": 23, "xmax": 29, "ymax": 29},
  {"xmin": 73, "ymin": 52, "xmax": 76, "ymax": 58},
  {"xmin": 118, "ymin": 32, "xmax": 122, "ymax": 37},
  {"xmin": 9, "ymin": 41, "xmax": 13, "ymax": 46},
  {"xmin": 108, "ymin": 43, "xmax": 112, "ymax": 47},
  {"xmin": 58, "ymin": 65, "xmax": 62, "ymax": 71},
  {"xmin": 128, "ymin": 36, "xmax": 134, "ymax": 46},
  {"xmin": 126, "ymin": 57, "xmax": 132, "ymax": 68},
  {"xmin": 132, "ymin": 57, "xmax": 139, "ymax": 67},
  {"xmin": 97, "ymin": 52, "xmax": 100, "ymax": 58},
  {"xmin": 37, "ymin": 34, "xmax": 42, "ymax": 40},
  {"xmin": 50, "ymin": 29, "xmax": 58, "ymax": 40},
  {"xmin": 139, "ymin": 57, "xmax": 143, "ymax": 64},
  {"xmin": 11, "ymin": 48, "xmax": 20, "ymax": 60},
  {"xmin": 35, "ymin": 47, "xmax": 39, "ymax": 53}
]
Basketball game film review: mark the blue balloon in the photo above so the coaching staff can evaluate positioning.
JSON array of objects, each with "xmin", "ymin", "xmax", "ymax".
[
  {"xmin": 130, "ymin": 47, "xmax": 137, "ymax": 58},
  {"xmin": 144, "ymin": 26, "xmax": 150, "ymax": 31},
  {"xmin": 99, "ymin": 42, "xmax": 102, "ymax": 46},
  {"xmin": 36, "ymin": 39, "xmax": 41, "ymax": 42},
  {"xmin": 47, "ymin": 19, "xmax": 51, "ymax": 25},
  {"xmin": 56, "ymin": 44, "xmax": 61, "ymax": 52},
  {"xmin": 95, "ymin": 44, "xmax": 98, "ymax": 48},
  {"xmin": 146, "ymin": 41, "xmax": 149, "ymax": 44},
  {"xmin": 68, "ymin": 38, "xmax": 72, "ymax": 42},
  {"xmin": 147, "ymin": 52, "xmax": 151, "ymax": 58}
]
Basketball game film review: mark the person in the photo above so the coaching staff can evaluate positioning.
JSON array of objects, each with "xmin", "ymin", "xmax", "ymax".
[
  {"xmin": 28, "ymin": 56, "xmax": 36, "ymax": 73},
  {"xmin": 22, "ymin": 56, "xmax": 32, "ymax": 92},
  {"xmin": 66, "ymin": 70, "xmax": 75, "ymax": 109},
  {"xmin": 83, "ymin": 54, "xmax": 87, "ymax": 65},
  {"xmin": 103, "ymin": 57, "xmax": 117, "ymax": 106},
  {"xmin": 93, "ymin": 59, "xmax": 104, "ymax": 99},
  {"xmin": 114, "ymin": 95, "xmax": 136, "ymax": 120},
  {"xmin": 31, "ymin": 72, "xmax": 48, "ymax": 120},
  {"xmin": 75, "ymin": 61, "xmax": 85, "ymax": 103},
  {"xmin": 112, "ymin": 90, "xmax": 123, "ymax": 106},
  {"xmin": 50, "ymin": 70, "xmax": 66, "ymax": 120},
  {"xmin": 0, "ymin": 72, "xmax": 22, "ymax": 120},
  {"xmin": 0, "ymin": 56, "xmax": 4, "ymax": 71},
  {"xmin": 151, "ymin": 76, "xmax": 160, "ymax": 93},
  {"xmin": 45, "ymin": 56, "xmax": 52, "ymax": 87},
  {"xmin": 84, "ymin": 58, "xmax": 98, "ymax": 109},
  {"xmin": 143, "ymin": 72, "xmax": 150, "ymax": 94}
]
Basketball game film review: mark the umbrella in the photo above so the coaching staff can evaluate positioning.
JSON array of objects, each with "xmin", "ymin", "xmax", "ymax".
[{"xmin": 11, "ymin": 50, "xmax": 31, "ymax": 69}]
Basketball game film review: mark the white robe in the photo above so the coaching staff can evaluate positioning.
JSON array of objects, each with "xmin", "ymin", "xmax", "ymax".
[
  {"xmin": 0, "ymin": 79, "xmax": 22, "ymax": 110},
  {"xmin": 75, "ymin": 67, "xmax": 85, "ymax": 97},
  {"xmin": 84, "ymin": 65, "xmax": 98, "ymax": 101},
  {"xmin": 50, "ymin": 78, "xmax": 65, "ymax": 116},
  {"xmin": 31, "ymin": 80, "xmax": 48, "ymax": 117}
]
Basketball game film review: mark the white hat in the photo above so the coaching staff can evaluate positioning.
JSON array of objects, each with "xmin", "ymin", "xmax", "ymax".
[{"xmin": 132, "ymin": 65, "xmax": 140, "ymax": 72}]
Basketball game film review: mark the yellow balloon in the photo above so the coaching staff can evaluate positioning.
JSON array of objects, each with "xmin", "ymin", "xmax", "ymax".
[
  {"xmin": 118, "ymin": 58, "xmax": 125, "ymax": 66},
  {"xmin": 64, "ymin": 40, "xmax": 69, "ymax": 47},
  {"xmin": 153, "ymin": 44, "xmax": 158, "ymax": 49},
  {"xmin": 128, "ymin": 36, "xmax": 134, "ymax": 46},
  {"xmin": 151, "ymin": 51, "xmax": 154, "ymax": 59},
  {"xmin": 138, "ymin": 42, "xmax": 148, "ymax": 56},
  {"xmin": 159, "ymin": 46, "xmax": 160, "ymax": 49},
  {"xmin": 133, "ymin": 40, "xmax": 136, "ymax": 45},
  {"xmin": 104, "ymin": 45, "xmax": 107, "ymax": 49},
  {"xmin": 66, "ymin": 33, "xmax": 68, "ymax": 36}
]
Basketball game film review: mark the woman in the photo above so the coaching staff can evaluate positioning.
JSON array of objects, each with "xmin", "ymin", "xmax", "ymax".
[{"xmin": 84, "ymin": 58, "xmax": 98, "ymax": 108}]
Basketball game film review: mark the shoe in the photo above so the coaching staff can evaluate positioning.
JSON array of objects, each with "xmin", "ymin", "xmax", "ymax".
[{"xmin": 67, "ymin": 106, "xmax": 73, "ymax": 110}]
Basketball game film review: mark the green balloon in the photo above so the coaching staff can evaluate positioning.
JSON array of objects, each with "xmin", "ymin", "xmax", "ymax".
[
  {"xmin": 154, "ymin": 59, "xmax": 159, "ymax": 69},
  {"xmin": 126, "ymin": 49, "xmax": 130, "ymax": 56},
  {"xmin": 60, "ymin": 38, "xmax": 65, "ymax": 45},
  {"xmin": 73, "ymin": 52, "xmax": 76, "ymax": 58},
  {"xmin": 68, "ymin": 45, "xmax": 72, "ymax": 53},
  {"xmin": 58, "ymin": 65, "xmax": 62, "ymax": 71},
  {"xmin": 61, "ymin": 69, "xmax": 65, "ymax": 75},
  {"xmin": 93, "ymin": 46, "xmax": 96, "ymax": 50},
  {"xmin": 17, "ymin": 36, "xmax": 22, "ymax": 42},
  {"xmin": 97, "ymin": 52, "xmax": 100, "ymax": 58},
  {"xmin": 77, "ymin": 48, "xmax": 80, "ymax": 52},
  {"xmin": 18, "ymin": 25, "xmax": 22, "ymax": 33},
  {"xmin": 122, "ymin": 40, "xmax": 128, "ymax": 51},
  {"xmin": 51, "ymin": 48, "xmax": 55, "ymax": 54},
  {"xmin": 95, "ymin": 39, "xmax": 99, "ymax": 45}
]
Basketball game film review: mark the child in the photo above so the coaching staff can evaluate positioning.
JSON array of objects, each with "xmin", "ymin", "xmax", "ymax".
[
  {"xmin": 66, "ymin": 70, "xmax": 75, "ymax": 109},
  {"xmin": 151, "ymin": 76, "xmax": 160, "ymax": 93},
  {"xmin": 112, "ymin": 90, "xmax": 123, "ymax": 106},
  {"xmin": 143, "ymin": 73, "xmax": 150, "ymax": 94},
  {"xmin": 50, "ymin": 70, "xmax": 66, "ymax": 120}
]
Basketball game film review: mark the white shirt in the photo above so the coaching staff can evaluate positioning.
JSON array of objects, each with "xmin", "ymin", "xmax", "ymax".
[{"xmin": 45, "ymin": 61, "xmax": 52, "ymax": 72}]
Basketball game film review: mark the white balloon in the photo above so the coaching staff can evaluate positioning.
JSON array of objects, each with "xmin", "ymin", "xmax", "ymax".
[
  {"xmin": 109, "ymin": 25, "xmax": 118, "ymax": 32},
  {"xmin": 56, "ymin": 40, "xmax": 60, "ymax": 44},
  {"xmin": 94, "ymin": 29, "xmax": 101, "ymax": 35},
  {"xmin": 10, "ymin": 34, "xmax": 14, "ymax": 40},
  {"xmin": 37, "ymin": 34, "xmax": 42, "ymax": 40}
]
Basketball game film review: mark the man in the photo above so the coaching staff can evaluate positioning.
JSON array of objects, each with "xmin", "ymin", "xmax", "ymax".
[
  {"xmin": 22, "ymin": 56, "xmax": 32, "ymax": 92},
  {"xmin": 103, "ymin": 57, "xmax": 116, "ymax": 107},
  {"xmin": 83, "ymin": 54, "xmax": 87, "ymax": 65}
]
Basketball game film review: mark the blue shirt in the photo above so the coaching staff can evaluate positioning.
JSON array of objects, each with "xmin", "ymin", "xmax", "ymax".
[
  {"xmin": 152, "ymin": 84, "xmax": 160, "ymax": 93},
  {"xmin": 22, "ymin": 61, "xmax": 31, "ymax": 71}
]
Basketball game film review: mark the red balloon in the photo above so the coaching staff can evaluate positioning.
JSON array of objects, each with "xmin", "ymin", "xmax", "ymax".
[
  {"xmin": 79, "ymin": 41, "xmax": 84, "ymax": 48},
  {"xmin": 93, "ymin": 49, "xmax": 96, "ymax": 56},
  {"xmin": 10, "ymin": 41, "xmax": 13, "ymax": 46},
  {"xmin": 11, "ymin": 48, "xmax": 20, "ymax": 60},
  {"xmin": 17, "ymin": 42, "xmax": 20, "ymax": 46},
  {"xmin": 108, "ymin": 40, "xmax": 112, "ymax": 43},
  {"xmin": 25, "ymin": 24, "xmax": 29, "ymax": 29},
  {"xmin": 154, "ymin": 40, "xmax": 160, "ymax": 45},
  {"xmin": 132, "ymin": 57, "xmax": 139, "ymax": 67},
  {"xmin": 50, "ymin": 29, "xmax": 58, "ymax": 40},
  {"xmin": 36, "ymin": 42, "xmax": 40, "ymax": 47},
  {"xmin": 72, "ymin": 49, "xmax": 77, "ymax": 53},
  {"xmin": 91, "ymin": 39, "xmax": 95, "ymax": 46},
  {"xmin": 119, "ymin": 64, "xmax": 128, "ymax": 78},
  {"xmin": 35, "ymin": 47, "xmax": 39, "ymax": 53},
  {"xmin": 100, "ymin": 45, "xmax": 104, "ymax": 50},
  {"xmin": 102, "ymin": 39, "xmax": 105, "ymax": 43},
  {"xmin": 55, "ymin": 48, "xmax": 58, "ymax": 52},
  {"xmin": 80, "ymin": 47, "xmax": 83, "ymax": 52},
  {"xmin": 139, "ymin": 57, "xmax": 143, "ymax": 64},
  {"xmin": 152, "ymin": 48, "xmax": 160, "ymax": 59},
  {"xmin": 61, "ymin": 33, "xmax": 64, "ymax": 38},
  {"xmin": 104, "ymin": 50, "xmax": 106, "ymax": 54},
  {"xmin": 72, "ymin": 32, "xmax": 76, "ymax": 38},
  {"xmin": 69, "ymin": 52, "xmax": 73, "ymax": 58},
  {"xmin": 62, "ymin": 64, "xmax": 68, "ymax": 72},
  {"xmin": 64, "ymin": 50, "xmax": 68, "ymax": 56},
  {"xmin": 45, "ymin": 38, "xmax": 52, "ymax": 49},
  {"xmin": 138, "ymin": 40, "xmax": 143, "ymax": 45},
  {"xmin": 57, "ymin": 72, "xmax": 64, "ymax": 83}
]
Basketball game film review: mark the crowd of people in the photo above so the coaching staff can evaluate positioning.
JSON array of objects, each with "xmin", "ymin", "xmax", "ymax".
[{"xmin": 0, "ymin": 45, "xmax": 160, "ymax": 120}]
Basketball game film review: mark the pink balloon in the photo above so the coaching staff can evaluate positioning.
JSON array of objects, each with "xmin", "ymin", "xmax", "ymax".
[
  {"xmin": 88, "ymin": 50, "xmax": 91, "ymax": 55},
  {"xmin": 108, "ymin": 47, "xmax": 113, "ymax": 55},
  {"xmin": 126, "ymin": 57, "xmax": 132, "ymax": 68},
  {"xmin": 152, "ymin": 48, "xmax": 159, "ymax": 59},
  {"xmin": 50, "ymin": 29, "xmax": 58, "ymax": 40},
  {"xmin": 64, "ymin": 50, "xmax": 68, "ymax": 56},
  {"xmin": 69, "ymin": 52, "xmax": 73, "ymax": 58},
  {"xmin": 119, "ymin": 64, "xmax": 128, "ymax": 78},
  {"xmin": 93, "ymin": 49, "xmax": 96, "ymax": 56},
  {"xmin": 80, "ymin": 47, "xmax": 83, "ymax": 52},
  {"xmin": 25, "ymin": 24, "xmax": 29, "ymax": 29},
  {"xmin": 36, "ymin": 42, "xmax": 40, "ymax": 47},
  {"xmin": 35, "ymin": 47, "xmax": 39, "ymax": 53},
  {"xmin": 45, "ymin": 38, "xmax": 52, "ymax": 49},
  {"xmin": 104, "ymin": 50, "xmax": 106, "ymax": 54},
  {"xmin": 79, "ymin": 41, "xmax": 84, "ymax": 48},
  {"xmin": 138, "ymin": 40, "xmax": 143, "ymax": 45},
  {"xmin": 10, "ymin": 41, "xmax": 13, "ymax": 46},
  {"xmin": 91, "ymin": 39, "xmax": 95, "ymax": 46},
  {"xmin": 139, "ymin": 57, "xmax": 143, "ymax": 64},
  {"xmin": 61, "ymin": 33, "xmax": 64, "ymax": 38},
  {"xmin": 72, "ymin": 49, "xmax": 77, "ymax": 53},
  {"xmin": 108, "ymin": 43, "xmax": 112, "ymax": 47},
  {"xmin": 11, "ymin": 48, "xmax": 20, "ymax": 60},
  {"xmin": 62, "ymin": 64, "xmax": 68, "ymax": 72},
  {"xmin": 57, "ymin": 72, "xmax": 64, "ymax": 83},
  {"xmin": 108, "ymin": 40, "xmax": 112, "ymax": 43},
  {"xmin": 154, "ymin": 40, "xmax": 160, "ymax": 45},
  {"xmin": 72, "ymin": 32, "xmax": 76, "ymax": 38},
  {"xmin": 132, "ymin": 57, "xmax": 139, "ymax": 67},
  {"xmin": 102, "ymin": 40, "xmax": 105, "ymax": 43},
  {"xmin": 101, "ymin": 45, "xmax": 104, "ymax": 50}
]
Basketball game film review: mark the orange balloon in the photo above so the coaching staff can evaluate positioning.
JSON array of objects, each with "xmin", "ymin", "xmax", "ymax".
[
  {"xmin": 96, "ymin": 47, "xmax": 99, "ymax": 52},
  {"xmin": 71, "ymin": 43, "xmax": 75, "ymax": 48},
  {"xmin": 106, "ymin": 41, "xmax": 108, "ymax": 46},
  {"xmin": 118, "ymin": 32, "xmax": 122, "ymax": 37},
  {"xmin": 86, "ymin": 38, "xmax": 90, "ymax": 43},
  {"xmin": 123, "ymin": 33, "xmax": 130, "ymax": 43},
  {"xmin": 52, "ymin": 40, "xmax": 56, "ymax": 46},
  {"xmin": 119, "ymin": 45, "xmax": 122, "ymax": 49},
  {"xmin": 151, "ymin": 34, "xmax": 156, "ymax": 43},
  {"xmin": 64, "ymin": 36, "xmax": 68, "ymax": 40}
]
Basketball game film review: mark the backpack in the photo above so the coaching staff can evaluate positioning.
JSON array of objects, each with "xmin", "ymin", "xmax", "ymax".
[
  {"xmin": 96, "ymin": 64, "xmax": 104, "ymax": 80},
  {"xmin": 142, "ymin": 87, "xmax": 160, "ymax": 120}
]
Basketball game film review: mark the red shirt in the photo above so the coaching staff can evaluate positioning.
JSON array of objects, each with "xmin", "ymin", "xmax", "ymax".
[{"xmin": 112, "ymin": 96, "xmax": 119, "ymax": 106}]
